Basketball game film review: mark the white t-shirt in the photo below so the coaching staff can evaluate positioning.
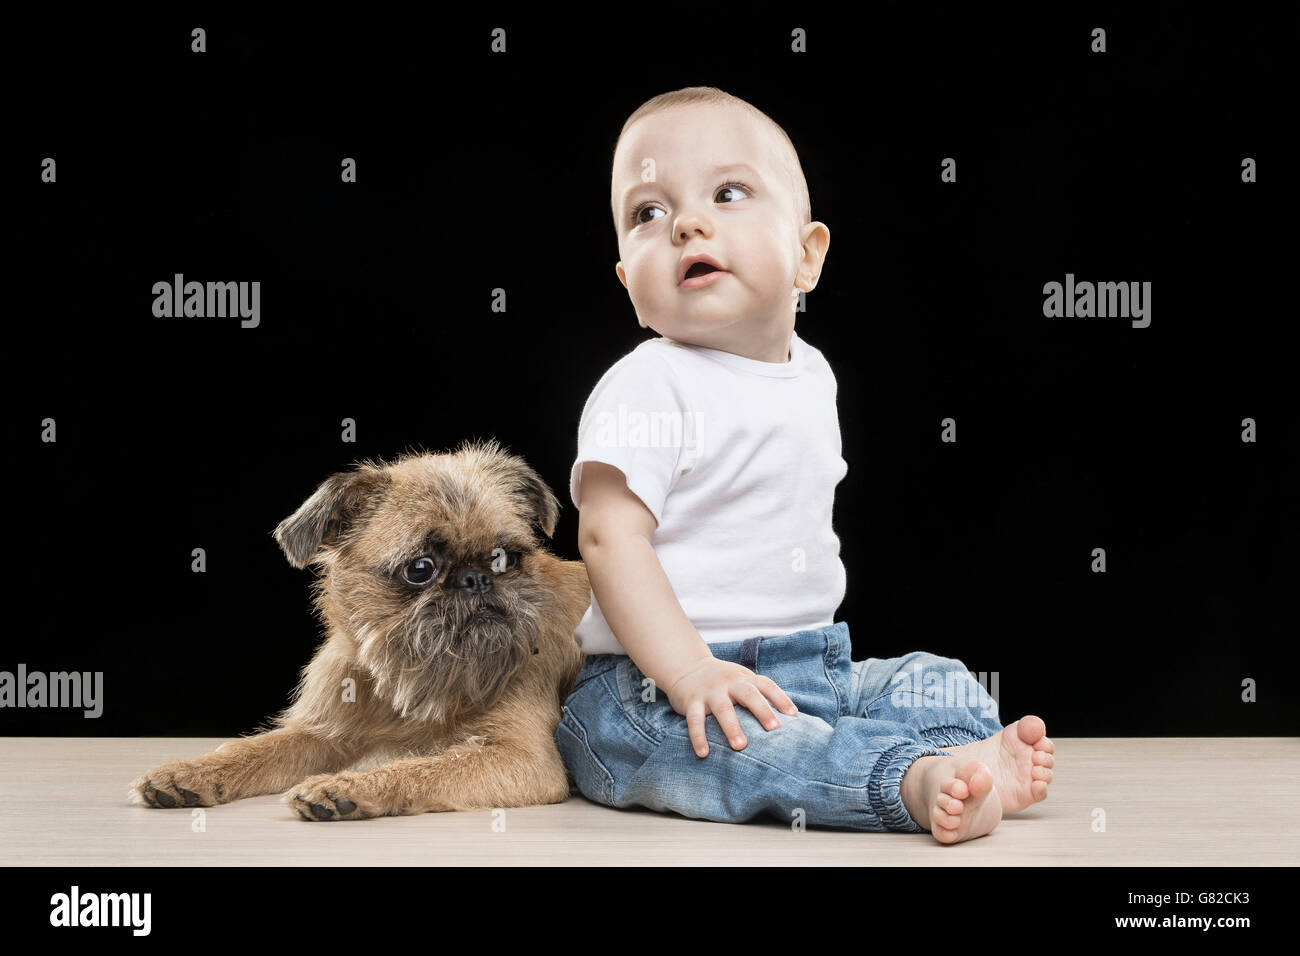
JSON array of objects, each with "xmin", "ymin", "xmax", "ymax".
[{"xmin": 569, "ymin": 328, "xmax": 848, "ymax": 655}]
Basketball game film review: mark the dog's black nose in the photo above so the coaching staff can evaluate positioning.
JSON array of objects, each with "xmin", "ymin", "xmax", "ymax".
[{"xmin": 454, "ymin": 568, "xmax": 494, "ymax": 595}]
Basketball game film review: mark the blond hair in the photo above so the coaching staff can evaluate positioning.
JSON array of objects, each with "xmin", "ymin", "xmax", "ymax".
[{"xmin": 609, "ymin": 86, "xmax": 812, "ymax": 233}]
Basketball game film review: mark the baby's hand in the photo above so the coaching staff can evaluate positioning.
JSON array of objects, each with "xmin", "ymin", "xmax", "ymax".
[{"xmin": 664, "ymin": 658, "xmax": 798, "ymax": 758}]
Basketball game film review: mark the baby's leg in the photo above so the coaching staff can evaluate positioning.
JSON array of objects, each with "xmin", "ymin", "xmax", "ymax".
[
  {"xmin": 556, "ymin": 631, "xmax": 971, "ymax": 836},
  {"xmin": 852, "ymin": 652, "xmax": 1054, "ymax": 816}
]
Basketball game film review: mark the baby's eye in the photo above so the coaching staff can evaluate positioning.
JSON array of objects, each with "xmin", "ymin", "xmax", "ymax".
[
  {"xmin": 633, "ymin": 204, "xmax": 666, "ymax": 226},
  {"xmin": 716, "ymin": 182, "xmax": 752, "ymax": 203},
  {"xmin": 629, "ymin": 182, "xmax": 754, "ymax": 227}
]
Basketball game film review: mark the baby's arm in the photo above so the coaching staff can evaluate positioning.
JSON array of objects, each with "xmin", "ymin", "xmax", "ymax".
[{"xmin": 576, "ymin": 461, "xmax": 797, "ymax": 757}]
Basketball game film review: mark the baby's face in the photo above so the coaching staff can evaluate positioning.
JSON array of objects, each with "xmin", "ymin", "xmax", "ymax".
[{"xmin": 611, "ymin": 103, "xmax": 825, "ymax": 359}]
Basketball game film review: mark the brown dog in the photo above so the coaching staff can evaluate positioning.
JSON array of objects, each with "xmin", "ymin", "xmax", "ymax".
[{"xmin": 128, "ymin": 439, "xmax": 588, "ymax": 820}]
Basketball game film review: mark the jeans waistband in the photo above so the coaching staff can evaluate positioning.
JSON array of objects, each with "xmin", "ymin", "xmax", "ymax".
[{"xmin": 577, "ymin": 621, "xmax": 849, "ymax": 681}]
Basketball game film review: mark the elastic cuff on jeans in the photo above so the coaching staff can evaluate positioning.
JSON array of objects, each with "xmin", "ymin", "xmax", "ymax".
[
  {"xmin": 866, "ymin": 741, "xmax": 952, "ymax": 833},
  {"xmin": 920, "ymin": 724, "xmax": 989, "ymax": 749}
]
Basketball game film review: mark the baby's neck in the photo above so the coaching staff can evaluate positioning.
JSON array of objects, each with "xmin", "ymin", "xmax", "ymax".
[{"xmin": 678, "ymin": 325, "xmax": 794, "ymax": 364}]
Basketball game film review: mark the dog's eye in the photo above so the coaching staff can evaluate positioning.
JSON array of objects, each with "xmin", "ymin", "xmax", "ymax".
[
  {"xmin": 491, "ymin": 549, "xmax": 522, "ymax": 573},
  {"xmin": 401, "ymin": 556, "xmax": 439, "ymax": 586}
]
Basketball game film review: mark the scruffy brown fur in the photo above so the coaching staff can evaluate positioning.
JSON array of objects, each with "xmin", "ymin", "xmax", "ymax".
[{"xmin": 128, "ymin": 439, "xmax": 588, "ymax": 820}]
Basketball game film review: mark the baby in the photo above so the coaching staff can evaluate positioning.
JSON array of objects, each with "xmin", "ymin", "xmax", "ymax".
[{"xmin": 555, "ymin": 86, "xmax": 1054, "ymax": 843}]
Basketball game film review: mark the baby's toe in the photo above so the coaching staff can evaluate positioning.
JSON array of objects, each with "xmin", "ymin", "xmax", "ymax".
[
  {"xmin": 935, "ymin": 791, "xmax": 963, "ymax": 815},
  {"xmin": 931, "ymin": 804, "xmax": 962, "ymax": 830},
  {"xmin": 1033, "ymin": 750, "xmax": 1054, "ymax": 768},
  {"xmin": 941, "ymin": 775, "xmax": 970, "ymax": 801},
  {"xmin": 1033, "ymin": 735, "xmax": 1055, "ymax": 754},
  {"xmin": 931, "ymin": 817, "xmax": 962, "ymax": 842},
  {"xmin": 1016, "ymin": 716, "xmax": 1047, "ymax": 746},
  {"xmin": 1031, "ymin": 779, "xmax": 1049, "ymax": 802},
  {"xmin": 954, "ymin": 760, "xmax": 994, "ymax": 800},
  {"xmin": 1032, "ymin": 765, "xmax": 1053, "ymax": 782}
]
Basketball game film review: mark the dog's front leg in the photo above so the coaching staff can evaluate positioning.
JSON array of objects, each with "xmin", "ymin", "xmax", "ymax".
[
  {"xmin": 285, "ymin": 733, "xmax": 569, "ymax": 821},
  {"xmin": 129, "ymin": 724, "xmax": 365, "ymax": 809}
]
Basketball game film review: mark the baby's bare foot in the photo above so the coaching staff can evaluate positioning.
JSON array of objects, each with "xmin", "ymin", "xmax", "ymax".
[
  {"xmin": 904, "ymin": 756, "xmax": 1002, "ymax": 844},
  {"xmin": 942, "ymin": 715, "xmax": 1054, "ymax": 814}
]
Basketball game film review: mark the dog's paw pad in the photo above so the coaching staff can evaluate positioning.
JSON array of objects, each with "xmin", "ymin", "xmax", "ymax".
[
  {"xmin": 287, "ymin": 778, "xmax": 369, "ymax": 821},
  {"xmin": 132, "ymin": 763, "xmax": 222, "ymax": 808},
  {"xmin": 134, "ymin": 781, "xmax": 160, "ymax": 807},
  {"xmin": 291, "ymin": 792, "xmax": 355, "ymax": 821},
  {"xmin": 332, "ymin": 795, "xmax": 357, "ymax": 815}
]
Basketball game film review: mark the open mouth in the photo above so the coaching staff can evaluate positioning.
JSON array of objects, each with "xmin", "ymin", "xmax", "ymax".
[
  {"xmin": 680, "ymin": 260, "xmax": 729, "ymax": 289},
  {"xmin": 684, "ymin": 261, "xmax": 721, "ymax": 279}
]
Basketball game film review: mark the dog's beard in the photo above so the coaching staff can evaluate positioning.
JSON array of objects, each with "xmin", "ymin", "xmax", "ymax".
[{"xmin": 352, "ymin": 583, "xmax": 543, "ymax": 725}]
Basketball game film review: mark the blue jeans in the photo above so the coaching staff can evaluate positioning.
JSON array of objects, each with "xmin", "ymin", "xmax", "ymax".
[{"xmin": 554, "ymin": 621, "xmax": 1004, "ymax": 831}]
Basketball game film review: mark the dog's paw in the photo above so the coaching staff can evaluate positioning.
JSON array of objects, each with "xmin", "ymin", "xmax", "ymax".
[
  {"xmin": 284, "ymin": 772, "xmax": 389, "ymax": 821},
  {"xmin": 128, "ymin": 761, "xmax": 229, "ymax": 809}
]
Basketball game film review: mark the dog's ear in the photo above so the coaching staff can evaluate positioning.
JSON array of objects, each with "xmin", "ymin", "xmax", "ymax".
[
  {"xmin": 512, "ymin": 460, "xmax": 561, "ymax": 540},
  {"xmin": 273, "ymin": 464, "xmax": 391, "ymax": 569}
]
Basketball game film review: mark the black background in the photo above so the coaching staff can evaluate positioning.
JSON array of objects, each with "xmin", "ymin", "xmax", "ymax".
[{"xmin": 8, "ymin": 6, "xmax": 1296, "ymax": 737}]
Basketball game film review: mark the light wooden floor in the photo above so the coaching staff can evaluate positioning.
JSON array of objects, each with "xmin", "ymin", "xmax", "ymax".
[{"xmin": 1, "ymin": 737, "xmax": 1295, "ymax": 866}]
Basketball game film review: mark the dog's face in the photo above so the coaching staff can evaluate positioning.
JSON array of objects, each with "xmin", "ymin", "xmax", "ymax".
[{"xmin": 272, "ymin": 439, "xmax": 562, "ymax": 724}]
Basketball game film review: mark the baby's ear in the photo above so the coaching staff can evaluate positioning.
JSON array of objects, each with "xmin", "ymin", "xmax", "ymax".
[{"xmin": 614, "ymin": 261, "xmax": 629, "ymax": 290}]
